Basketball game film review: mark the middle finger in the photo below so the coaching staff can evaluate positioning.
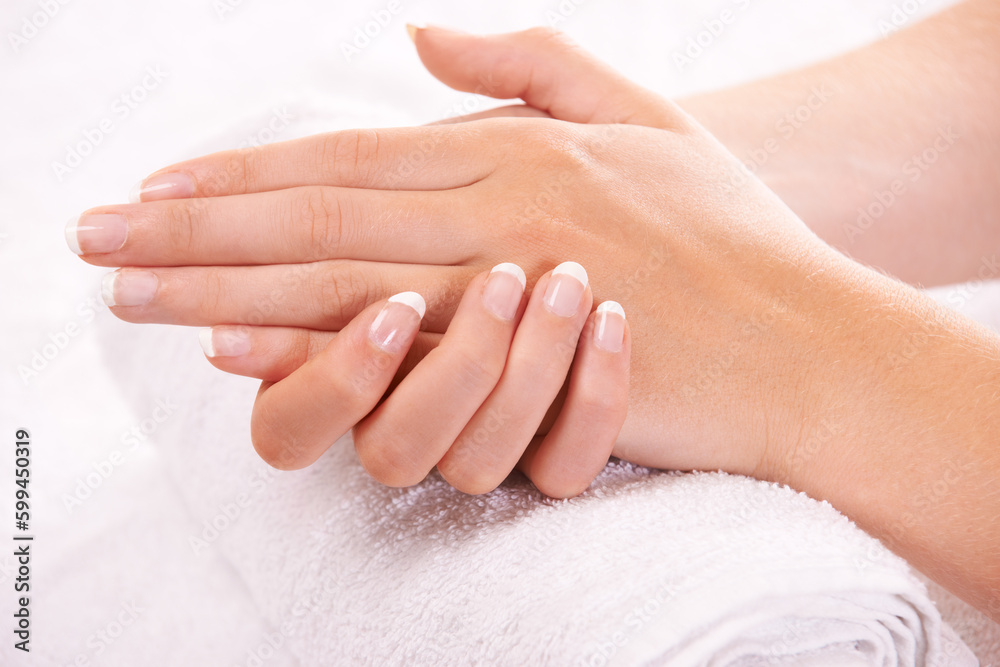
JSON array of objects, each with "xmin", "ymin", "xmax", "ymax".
[{"xmin": 70, "ymin": 186, "xmax": 474, "ymax": 267}]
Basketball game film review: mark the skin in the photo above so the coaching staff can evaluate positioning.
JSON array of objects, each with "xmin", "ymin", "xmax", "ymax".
[
  {"xmin": 70, "ymin": 4, "xmax": 999, "ymax": 619},
  {"xmin": 247, "ymin": 263, "xmax": 631, "ymax": 499}
]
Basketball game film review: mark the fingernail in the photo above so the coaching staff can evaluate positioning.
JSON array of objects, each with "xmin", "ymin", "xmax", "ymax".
[
  {"xmin": 369, "ymin": 291, "xmax": 425, "ymax": 353},
  {"xmin": 129, "ymin": 172, "xmax": 195, "ymax": 203},
  {"xmin": 101, "ymin": 270, "xmax": 158, "ymax": 307},
  {"xmin": 66, "ymin": 214, "xmax": 127, "ymax": 255},
  {"xmin": 594, "ymin": 301, "xmax": 626, "ymax": 353},
  {"xmin": 543, "ymin": 261, "xmax": 588, "ymax": 317},
  {"xmin": 406, "ymin": 23, "xmax": 424, "ymax": 43},
  {"xmin": 482, "ymin": 262, "xmax": 526, "ymax": 321},
  {"xmin": 199, "ymin": 327, "xmax": 250, "ymax": 358}
]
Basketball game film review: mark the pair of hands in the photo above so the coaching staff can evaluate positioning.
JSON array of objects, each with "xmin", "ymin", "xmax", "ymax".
[{"xmin": 69, "ymin": 26, "xmax": 844, "ymax": 495}]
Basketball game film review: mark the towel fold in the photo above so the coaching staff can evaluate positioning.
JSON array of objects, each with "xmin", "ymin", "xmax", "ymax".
[{"xmin": 99, "ymin": 323, "xmax": 977, "ymax": 666}]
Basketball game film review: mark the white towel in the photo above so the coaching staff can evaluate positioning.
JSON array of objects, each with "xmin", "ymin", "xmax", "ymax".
[{"xmin": 98, "ymin": 321, "xmax": 978, "ymax": 667}]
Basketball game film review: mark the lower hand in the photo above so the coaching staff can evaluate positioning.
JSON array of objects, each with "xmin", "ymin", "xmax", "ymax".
[{"xmin": 233, "ymin": 261, "xmax": 628, "ymax": 497}]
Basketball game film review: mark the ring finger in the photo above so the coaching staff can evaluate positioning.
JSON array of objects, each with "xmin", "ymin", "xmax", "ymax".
[{"xmin": 437, "ymin": 261, "xmax": 593, "ymax": 494}]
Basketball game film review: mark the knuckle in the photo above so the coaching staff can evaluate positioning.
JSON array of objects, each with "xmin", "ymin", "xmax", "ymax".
[
  {"xmin": 317, "ymin": 262, "xmax": 373, "ymax": 322},
  {"xmin": 437, "ymin": 441, "xmax": 505, "ymax": 495},
  {"xmin": 220, "ymin": 147, "xmax": 260, "ymax": 195},
  {"xmin": 532, "ymin": 472, "xmax": 589, "ymax": 500},
  {"xmin": 575, "ymin": 384, "xmax": 627, "ymax": 418},
  {"xmin": 354, "ymin": 436, "xmax": 424, "ymax": 488},
  {"xmin": 250, "ymin": 404, "xmax": 302, "ymax": 470},
  {"xmin": 523, "ymin": 26, "xmax": 571, "ymax": 49},
  {"xmin": 438, "ymin": 462, "xmax": 499, "ymax": 496},
  {"xmin": 285, "ymin": 329, "xmax": 316, "ymax": 370},
  {"xmin": 201, "ymin": 270, "xmax": 230, "ymax": 320},
  {"xmin": 163, "ymin": 201, "xmax": 198, "ymax": 255},
  {"xmin": 291, "ymin": 187, "xmax": 346, "ymax": 258},
  {"xmin": 323, "ymin": 128, "xmax": 382, "ymax": 183}
]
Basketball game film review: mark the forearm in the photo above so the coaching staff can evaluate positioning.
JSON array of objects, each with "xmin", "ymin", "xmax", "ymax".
[
  {"xmin": 769, "ymin": 250, "xmax": 1000, "ymax": 619},
  {"xmin": 679, "ymin": 0, "xmax": 1000, "ymax": 287}
]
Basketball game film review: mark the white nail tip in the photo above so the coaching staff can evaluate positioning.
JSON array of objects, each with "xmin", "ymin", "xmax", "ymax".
[
  {"xmin": 128, "ymin": 180, "xmax": 143, "ymax": 204},
  {"xmin": 552, "ymin": 261, "xmax": 588, "ymax": 288},
  {"xmin": 65, "ymin": 217, "xmax": 82, "ymax": 255},
  {"xmin": 597, "ymin": 301, "xmax": 626, "ymax": 319},
  {"xmin": 387, "ymin": 291, "xmax": 426, "ymax": 319},
  {"xmin": 198, "ymin": 328, "xmax": 216, "ymax": 357},
  {"xmin": 490, "ymin": 262, "xmax": 526, "ymax": 290},
  {"xmin": 101, "ymin": 272, "xmax": 118, "ymax": 307}
]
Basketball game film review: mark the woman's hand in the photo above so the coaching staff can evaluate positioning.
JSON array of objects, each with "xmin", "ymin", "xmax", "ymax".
[
  {"xmin": 224, "ymin": 261, "xmax": 629, "ymax": 498},
  {"xmin": 70, "ymin": 27, "xmax": 843, "ymax": 481}
]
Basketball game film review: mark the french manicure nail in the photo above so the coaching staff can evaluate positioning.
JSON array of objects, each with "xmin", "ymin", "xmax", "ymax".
[
  {"xmin": 199, "ymin": 327, "xmax": 250, "ymax": 358},
  {"xmin": 406, "ymin": 23, "xmax": 424, "ymax": 43},
  {"xmin": 66, "ymin": 214, "xmax": 127, "ymax": 255},
  {"xmin": 129, "ymin": 172, "xmax": 195, "ymax": 203},
  {"xmin": 543, "ymin": 261, "xmax": 588, "ymax": 317},
  {"xmin": 101, "ymin": 270, "xmax": 158, "ymax": 307},
  {"xmin": 369, "ymin": 291, "xmax": 425, "ymax": 353},
  {"xmin": 594, "ymin": 301, "xmax": 626, "ymax": 353},
  {"xmin": 482, "ymin": 262, "xmax": 526, "ymax": 321}
]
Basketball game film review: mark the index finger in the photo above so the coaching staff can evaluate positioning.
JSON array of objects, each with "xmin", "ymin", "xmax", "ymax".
[{"xmin": 131, "ymin": 124, "xmax": 498, "ymax": 202}]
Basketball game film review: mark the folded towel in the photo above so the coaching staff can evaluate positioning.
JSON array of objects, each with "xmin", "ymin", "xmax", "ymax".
[{"xmin": 99, "ymin": 322, "xmax": 978, "ymax": 666}]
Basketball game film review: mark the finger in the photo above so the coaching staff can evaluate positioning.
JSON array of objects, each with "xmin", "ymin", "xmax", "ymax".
[
  {"xmin": 70, "ymin": 186, "xmax": 473, "ymax": 266},
  {"xmin": 437, "ymin": 261, "xmax": 593, "ymax": 494},
  {"xmin": 251, "ymin": 292, "xmax": 425, "ymax": 470},
  {"xmin": 410, "ymin": 26, "xmax": 684, "ymax": 129},
  {"xmin": 352, "ymin": 263, "xmax": 527, "ymax": 487},
  {"xmin": 518, "ymin": 301, "xmax": 630, "ymax": 498},
  {"xmin": 199, "ymin": 325, "xmax": 441, "ymax": 384},
  {"xmin": 427, "ymin": 103, "xmax": 551, "ymax": 126},
  {"xmin": 129, "ymin": 123, "xmax": 498, "ymax": 202},
  {"xmin": 99, "ymin": 262, "xmax": 473, "ymax": 333}
]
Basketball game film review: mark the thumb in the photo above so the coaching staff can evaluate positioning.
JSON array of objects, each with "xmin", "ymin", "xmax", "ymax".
[{"xmin": 408, "ymin": 25, "xmax": 684, "ymax": 129}]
